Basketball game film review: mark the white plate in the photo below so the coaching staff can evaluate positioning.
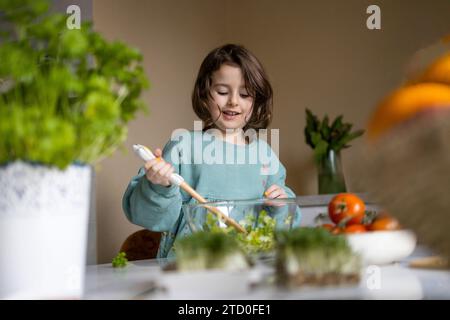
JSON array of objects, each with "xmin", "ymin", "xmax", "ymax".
[{"xmin": 346, "ymin": 229, "xmax": 417, "ymax": 265}]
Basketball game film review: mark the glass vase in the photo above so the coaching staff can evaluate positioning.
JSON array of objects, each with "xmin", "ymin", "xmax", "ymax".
[{"xmin": 318, "ymin": 149, "xmax": 347, "ymax": 194}]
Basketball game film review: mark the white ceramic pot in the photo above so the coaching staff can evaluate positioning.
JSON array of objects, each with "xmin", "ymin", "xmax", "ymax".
[{"xmin": 0, "ymin": 161, "xmax": 91, "ymax": 299}]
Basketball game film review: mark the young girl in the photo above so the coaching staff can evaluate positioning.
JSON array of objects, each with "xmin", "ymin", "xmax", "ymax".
[{"xmin": 122, "ymin": 44, "xmax": 301, "ymax": 258}]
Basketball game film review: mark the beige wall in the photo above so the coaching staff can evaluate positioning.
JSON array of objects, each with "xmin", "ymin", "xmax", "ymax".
[{"xmin": 93, "ymin": 0, "xmax": 450, "ymax": 263}]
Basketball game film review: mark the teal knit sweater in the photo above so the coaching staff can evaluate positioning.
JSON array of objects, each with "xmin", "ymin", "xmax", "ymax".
[{"xmin": 122, "ymin": 130, "xmax": 301, "ymax": 258}]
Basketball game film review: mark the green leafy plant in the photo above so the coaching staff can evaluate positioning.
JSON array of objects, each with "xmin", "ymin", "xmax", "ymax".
[
  {"xmin": 304, "ymin": 108, "xmax": 364, "ymax": 163},
  {"xmin": 0, "ymin": 0, "xmax": 149, "ymax": 168},
  {"xmin": 275, "ymin": 227, "xmax": 361, "ymax": 285},
  {"xmin": 112, "ymin": 251, "xmax": 128, "ymax": 268},
  {"xmin": 174, "ymin": 231, "xmax": 250, "ymax": 271}
]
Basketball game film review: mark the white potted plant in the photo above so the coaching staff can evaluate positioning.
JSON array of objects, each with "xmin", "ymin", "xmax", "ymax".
[{"xmin": 0, "ymin": 0, "xmax": 149, "ymax": 298}]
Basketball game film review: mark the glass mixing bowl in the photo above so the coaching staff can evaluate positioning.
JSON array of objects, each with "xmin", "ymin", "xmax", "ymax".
[{"xmin": 183, "ymin": 198, "xmax": 301, "ymax": 234}]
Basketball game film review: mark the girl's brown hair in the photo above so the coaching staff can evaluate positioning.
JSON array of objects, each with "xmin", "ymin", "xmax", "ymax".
[{"xmin": 192, "ymin": 44, "xmax": 273, "ymax": 131}]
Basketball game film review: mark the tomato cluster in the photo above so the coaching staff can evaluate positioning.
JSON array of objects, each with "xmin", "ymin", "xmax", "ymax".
[{"xmin": 319, "ymin": 193, "xmax": 400, "ymax": 234}]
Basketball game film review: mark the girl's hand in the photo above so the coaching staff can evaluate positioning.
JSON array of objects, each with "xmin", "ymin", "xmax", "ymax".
[
  {"xmin": 264, "ymin": 184, "xmax": 288, "ymax": 207},
  {"xmin": 144, "ymin": 148, "xmax": 174, "ymax": 187},
  {"xmin": 264, "ymin": 184, "xmax": 288, "ymax": 199}
]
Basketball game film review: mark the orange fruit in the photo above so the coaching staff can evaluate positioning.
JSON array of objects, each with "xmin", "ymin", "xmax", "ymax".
[
  {"xmin": 405, "ymin": 35, "xmax": 450, "ymax": 85},
  {"xmin": 418, "ymin": 53, "xmax": 450, "ymax": 86},
  {"xmin": 367, "ymin": 83, "xmax": 450, "ymax": 140}
]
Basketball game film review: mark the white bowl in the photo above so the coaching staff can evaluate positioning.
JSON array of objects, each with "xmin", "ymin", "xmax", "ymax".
[{"xmin": 346, "ymin": 230, "xmax": 417, "ymax": 265}]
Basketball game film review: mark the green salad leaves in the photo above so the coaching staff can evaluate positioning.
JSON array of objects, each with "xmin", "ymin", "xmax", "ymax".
[{"xmin": 204, "ymin": 210, "xmax": 277, "ymax": 254}]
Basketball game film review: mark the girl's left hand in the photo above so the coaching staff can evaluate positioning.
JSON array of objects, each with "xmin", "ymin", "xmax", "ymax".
[{"xmin": 264, "ymin": 184, "xmax": 288, "ymax": 199}]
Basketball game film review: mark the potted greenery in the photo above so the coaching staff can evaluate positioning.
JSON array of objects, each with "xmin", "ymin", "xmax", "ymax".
[
  {"xmin": 304, "ymin": 109, "xmax": 364, "ymax": 194},
  {"xmin": 0, "ymin": 0, "xmax": 148, "ymax": 298}
]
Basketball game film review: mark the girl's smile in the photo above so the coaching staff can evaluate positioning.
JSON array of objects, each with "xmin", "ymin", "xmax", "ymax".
[{"xmin": 221, "ymin": 109, "xmax": 241, "ymax": 121}]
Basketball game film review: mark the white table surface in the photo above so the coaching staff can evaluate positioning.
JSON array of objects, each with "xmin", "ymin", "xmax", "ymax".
[{"xmin": 83, "ymin": 246, "xmax": 450, "ymax": 300}]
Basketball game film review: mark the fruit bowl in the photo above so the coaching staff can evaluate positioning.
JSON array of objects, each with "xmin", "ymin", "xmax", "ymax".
[{"xmin": 346, "ymin": 229, "xmax": 417, "ymax": 265}]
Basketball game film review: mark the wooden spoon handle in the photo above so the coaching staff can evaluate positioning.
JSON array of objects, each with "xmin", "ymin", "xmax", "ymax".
[{"xmin": 180, "ymin": 181, "xmax": 246, "ymax": 234}]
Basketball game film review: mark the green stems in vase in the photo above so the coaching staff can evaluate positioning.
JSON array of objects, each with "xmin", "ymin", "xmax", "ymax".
[
  {"xmin": 318, "ymin": 149, "xmax": 347, "ymax": 194},
  {"xmin": 304, "ymin": 109, "xmax": 364, "ymax": 195}
]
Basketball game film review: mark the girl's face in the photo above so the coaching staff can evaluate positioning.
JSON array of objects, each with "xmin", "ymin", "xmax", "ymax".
[{"xmin": 208, "ymin": 64, "xmax": 254, "ymax": 132}]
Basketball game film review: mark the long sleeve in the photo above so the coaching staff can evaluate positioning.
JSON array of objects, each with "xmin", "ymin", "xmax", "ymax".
[
  {"xmin": 122, "ymin": 140, "xmax": 183, "ymax": 232},
  {"xmin": 265, "ymin": 150, "xmax": 302, "ymax": 228},
  {"xmin": 266, "ymin": 159, "xmax": 296, "ymax": 197}
]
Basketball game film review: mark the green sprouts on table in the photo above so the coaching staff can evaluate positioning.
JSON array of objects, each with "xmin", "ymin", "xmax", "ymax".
[{"xmin": 112, "ymin": 252, "xmax": 128, "ymax": 268}]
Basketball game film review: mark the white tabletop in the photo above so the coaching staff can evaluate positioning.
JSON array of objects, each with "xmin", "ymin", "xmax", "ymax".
[{"xmin": 83, "ymin": 246, "xmax": 450, "ymax": 300}]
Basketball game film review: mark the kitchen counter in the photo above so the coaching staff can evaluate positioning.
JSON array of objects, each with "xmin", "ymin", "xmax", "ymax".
[
  {"xmin": 296, "ymin": 193, "xmax": 375, "ymax": 207},
  {"xmin": 83, "ymin": 246, "xmax": 450, "ymax": 300}
]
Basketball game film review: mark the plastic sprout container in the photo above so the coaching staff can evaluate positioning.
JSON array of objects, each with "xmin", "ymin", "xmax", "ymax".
[{"xmin": 182, "ymin": 198, "xmax": 301, "ymax": 256}]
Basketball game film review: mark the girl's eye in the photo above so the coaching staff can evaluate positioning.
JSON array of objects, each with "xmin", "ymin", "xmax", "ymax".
[
  {"xmin": 217, "ymin": 92, "xmax": 228, "ymax": 95},
  {"xmin": 240, "ymin": 93, "xmax": 250, "ymax": 98}
]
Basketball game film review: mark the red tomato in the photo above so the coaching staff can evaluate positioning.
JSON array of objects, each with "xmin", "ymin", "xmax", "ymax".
[
  {"xmin": 328, "ymin": 193, "xmax": 366, "ymax": 226},
  {"xmin": 343, "ymin": 224, "xmax": 367, "ymax": 234},
  {"xmin": 320, "ymin": 223, "xmax": 335, "ymax": 232},
  {"xmin": 331, "ymin": 226, "xmax": 343, "ymax": 235},
  {"xmin": 368, "ymin": 215, "xmax": 400, "ymax": 231}
]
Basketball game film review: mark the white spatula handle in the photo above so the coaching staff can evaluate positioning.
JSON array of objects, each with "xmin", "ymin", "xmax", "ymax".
[{"xmin": 133, "ymin": 144, "xmax": 184, "ymax": 186}]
